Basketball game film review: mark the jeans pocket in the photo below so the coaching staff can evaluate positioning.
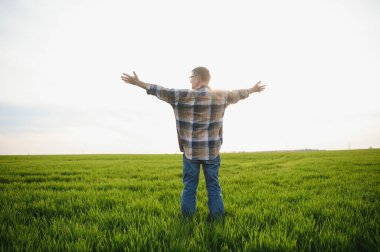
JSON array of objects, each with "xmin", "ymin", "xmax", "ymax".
[{"xmin": 204, "ymin": 155, "xmax": 220, "ymax": 165}]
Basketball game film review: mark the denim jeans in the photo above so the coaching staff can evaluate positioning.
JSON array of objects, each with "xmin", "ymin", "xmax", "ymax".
[{"xmin": 181, "ymin": 153, "xmax": 225, "ymax": 218}]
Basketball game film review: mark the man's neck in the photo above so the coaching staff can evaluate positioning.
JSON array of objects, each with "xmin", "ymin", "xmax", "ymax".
[{"xmin": 193, "ymin": 83, "xmax": 209, "ymax": 90}]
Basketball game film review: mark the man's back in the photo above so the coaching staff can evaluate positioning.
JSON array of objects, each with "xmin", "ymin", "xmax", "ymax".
[
  {"xmin": 174, "ymin": 87, "xmax": 227, "ymax": 160},
  {"xmin": 147, "ymin": 85, "xmax": 250, "ymax": 160}
]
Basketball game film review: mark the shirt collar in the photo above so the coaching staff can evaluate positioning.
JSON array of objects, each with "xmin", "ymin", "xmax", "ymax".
[{"xmin": 195, "ymin": 86, "xmax": 210, "ymax": 91}]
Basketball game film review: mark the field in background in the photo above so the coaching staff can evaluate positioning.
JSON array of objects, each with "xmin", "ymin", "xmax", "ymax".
[{"xmin": 0, "ymin": 149, "xmax": 379, "ymax": 251}]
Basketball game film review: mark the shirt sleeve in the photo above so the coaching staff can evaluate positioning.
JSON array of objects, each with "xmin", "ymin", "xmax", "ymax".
[
  {"xmin": 146, "ymin": 84, "xmax": 177, "ymax": 106},
  {"xmin": 226, "ymin": 89, "xmax": 250, "ymax": 105}
]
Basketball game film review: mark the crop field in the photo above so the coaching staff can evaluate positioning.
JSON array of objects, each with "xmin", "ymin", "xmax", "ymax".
[{"xmin": 0, "ymin": 149, "xmax": 379, "ymax": 251}]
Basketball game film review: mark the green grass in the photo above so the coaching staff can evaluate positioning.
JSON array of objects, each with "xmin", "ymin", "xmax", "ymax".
[{"xmin": 0, "ymin": 149, "xmax": 379, "ymax": 251}]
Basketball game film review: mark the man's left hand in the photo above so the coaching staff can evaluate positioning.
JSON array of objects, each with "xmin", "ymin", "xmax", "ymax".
[{"xmin": 121, "ymin": 71, "xmax": 141, "ymax": 85}]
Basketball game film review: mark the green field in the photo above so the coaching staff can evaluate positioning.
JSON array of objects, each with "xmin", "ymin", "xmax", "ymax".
[{"xmin": 0, "ymin": 149, "xmax": 379, "ymax": 251}]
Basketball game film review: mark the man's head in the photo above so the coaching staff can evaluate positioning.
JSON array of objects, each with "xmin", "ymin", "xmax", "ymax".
[{"xmin": 190, "ymin": 66, "xmax": 211, "ymax": 90}]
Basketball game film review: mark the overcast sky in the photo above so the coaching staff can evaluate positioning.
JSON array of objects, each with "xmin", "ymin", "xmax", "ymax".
[{"xmin": 1, "ymin": 0, "xmax": 379, "ymax": 155}]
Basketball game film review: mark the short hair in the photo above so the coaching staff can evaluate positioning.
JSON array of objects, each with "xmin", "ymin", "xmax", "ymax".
[{"xmin": 192, "ymin": 66, "xmax": 211, "ymax": 83}]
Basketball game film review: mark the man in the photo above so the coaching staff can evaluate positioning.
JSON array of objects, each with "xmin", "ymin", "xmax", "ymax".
[{"xmin": 121, "ymin": 67, "xmax": 266, "ymax": 219}]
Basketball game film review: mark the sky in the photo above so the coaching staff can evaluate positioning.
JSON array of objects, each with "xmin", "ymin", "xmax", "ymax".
[{"xmin": 0, "ymin": 0, "xmax": 379, "ymax": 155}]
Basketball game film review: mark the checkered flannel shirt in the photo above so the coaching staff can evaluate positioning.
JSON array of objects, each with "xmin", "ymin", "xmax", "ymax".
[{"xmin": 147, "ymin": 85, "xmax": 250, "ymax": 160}]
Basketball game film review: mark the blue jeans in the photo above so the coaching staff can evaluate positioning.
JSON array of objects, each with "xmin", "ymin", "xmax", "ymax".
[{"xmin": 181, "ymin": 154, "xmax": 225, "ymax": 218}]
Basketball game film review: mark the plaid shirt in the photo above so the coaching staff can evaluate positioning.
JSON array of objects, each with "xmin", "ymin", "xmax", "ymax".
[{"xmin": 147, "ymin": 84, "xmax": 250, "ymax": 160}]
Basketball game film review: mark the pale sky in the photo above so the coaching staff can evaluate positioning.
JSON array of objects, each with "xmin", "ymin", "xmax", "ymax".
[{"xmin": 1, "ymin": 0, "xmax": 379, "ymax": 155}]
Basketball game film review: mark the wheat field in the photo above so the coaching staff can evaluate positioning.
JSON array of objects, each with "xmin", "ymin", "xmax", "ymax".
[{"xmin": 0, "ymin": 149, "xmax": 379, "ymax": 251}]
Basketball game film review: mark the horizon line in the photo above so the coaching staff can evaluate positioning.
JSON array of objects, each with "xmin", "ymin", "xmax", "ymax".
[{"xmin": 0, "ymin": 147, "xmax": 378, "ymax": 156}]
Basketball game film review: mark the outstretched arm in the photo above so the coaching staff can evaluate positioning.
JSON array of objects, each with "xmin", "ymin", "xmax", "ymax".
[
  {"xmin": 121, "ymin": 71, "xmax": 177, "ymax": 105},
  {"xmin": 121, "ymin": 71, "xmax": 151, "ymax": 90},
  {"xmin": 227, "ymin": 81, "xmax": 266, "ymax": 105},
  {"xmin": 248, "ymin": 81, "xmax": 266, "ymax": 94}
]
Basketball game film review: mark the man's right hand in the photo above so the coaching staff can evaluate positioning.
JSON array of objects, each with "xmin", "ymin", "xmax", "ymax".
[{"xmin": 249, "ymin": 81, "xmax": 266, "ymax": 94}]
